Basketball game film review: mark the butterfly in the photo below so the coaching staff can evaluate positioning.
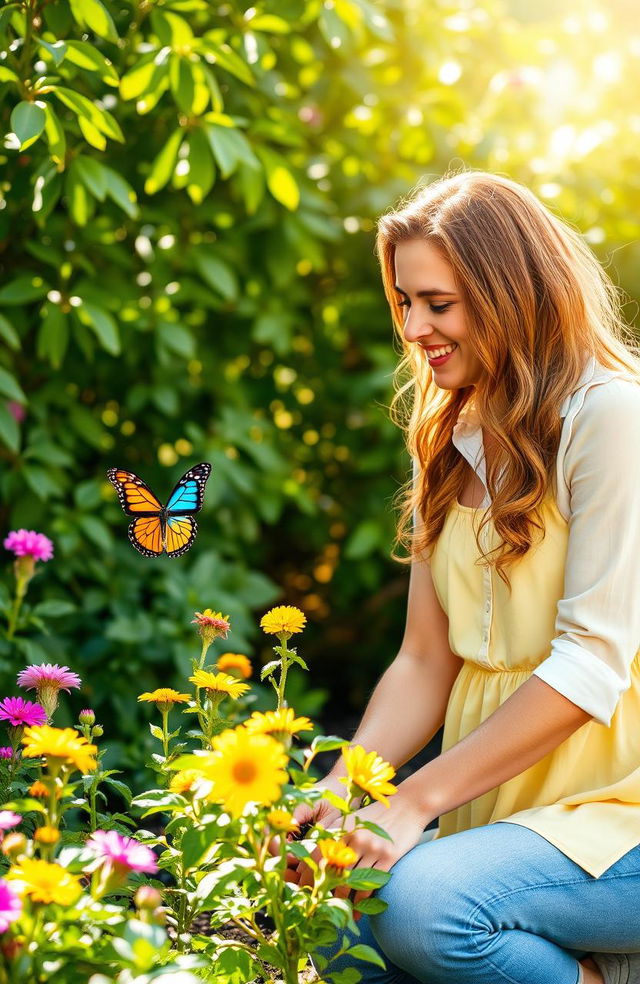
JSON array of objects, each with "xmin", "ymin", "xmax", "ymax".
[{"xmin": 107, "ymin": 462, "xmax": 211, "ymax": 558}]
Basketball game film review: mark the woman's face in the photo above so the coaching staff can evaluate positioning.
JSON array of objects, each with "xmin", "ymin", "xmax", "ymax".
[{"xmin": 393, "ymin": 239, "xmax": 484, "ymax": 389}]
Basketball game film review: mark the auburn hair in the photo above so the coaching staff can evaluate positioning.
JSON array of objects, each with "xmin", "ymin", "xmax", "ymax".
[{"xmin": 377, "ymin": 167, "xmax": 640, "ymax": 586}]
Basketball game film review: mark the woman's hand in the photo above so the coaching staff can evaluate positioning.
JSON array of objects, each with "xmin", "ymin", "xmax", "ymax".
[{"xmin": 294, "ymin": 784, "xmax": 435, "ymax": 916}]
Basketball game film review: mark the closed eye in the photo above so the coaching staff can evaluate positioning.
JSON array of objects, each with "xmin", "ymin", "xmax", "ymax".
[{"xmin": 398, "ymin": 301, "xmax": 451, "ymax": 314}]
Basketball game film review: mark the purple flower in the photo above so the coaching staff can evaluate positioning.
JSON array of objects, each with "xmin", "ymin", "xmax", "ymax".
[
  {"xmin": 0, "ymin": 812, "xmax": 21, "ymax": 832},
  {"xmin": 0, "ymin": 697, "xmax": 47, "ymax": 728},
  {"xmin": 86, "ymin": 830, "xmax": 158, "ymax": 874},
  {"xmin": 17, "ymin": 664, "xmax": 81, "ymax": 693},
  {"xmin": 3, "ymin": 530, "xmax": 53, "ymax": 562},
  {"xmin": 0, "ymin": 748, "xmax": 12, "ymax": 759},
  {"xmin": 0, "ymin": 880, "xmax": 22, "ymax": 932}
]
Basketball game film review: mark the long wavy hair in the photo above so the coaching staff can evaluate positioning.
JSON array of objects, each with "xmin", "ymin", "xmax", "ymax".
[{"xmin": 378, "ymin": 168, "xmax": 640, "ymax": 586}]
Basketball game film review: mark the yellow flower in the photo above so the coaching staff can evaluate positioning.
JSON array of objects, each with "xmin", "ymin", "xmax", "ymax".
[
  {"xmin": 192, "ymin": 609, "xmax": 230, "ymax": 636},
  {"xmin": 7, "ymin": 858, "xmax": 82, "ymax": 905},
  {"xmin": 21, "ymin": 726, "xmax": 97, "ymax": 774},
  {"xmin": 318, "ymin": 839, "xmax": 358, "ymax": 872},
  {"xmin": 266, "ymin": 809, "xmax": 299, "ymax": 834},
  {"xmin": 201, "ymin": 726, "xmax": 288, "ymax": 817},
  {"xmin": 28, "ymin": 781, "xmax": 50, "ymax": 799},
  {"xmin": 34, "ymin": 826, "xmax": 59, "ymax": 845},
  {"xmin": 341, "ymin": 745, "xmax": 397, "ymax": 807},
  {"xmin": 189, "ymin": 670, "xmax": 249, "ymax": 699},
  {"xmin": 244, "ymin": 708, "xmax": 313, "ymax": 743},
  {"xmin": 138, "ymin": 689, "xmax": 191, "ymax": 713},
  {"xmin": 169, "ymin": 769, "xmax": 203, "ymax": 795},
  {"xmin": 216, "ymin": 653, "xmax": 252, "ymax": 680},
  {"xmin": 260, "ymin": 606, "xmax": 307, "ymax": 638}
]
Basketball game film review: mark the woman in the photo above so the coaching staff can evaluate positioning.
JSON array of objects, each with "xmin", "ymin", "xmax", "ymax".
[{"xmin": 298, "ymin": 170, "xmax": 640, "ymax": 984}]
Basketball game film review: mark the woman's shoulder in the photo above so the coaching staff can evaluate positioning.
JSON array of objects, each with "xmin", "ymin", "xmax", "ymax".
[{"xmin": 562, "ymin": 360, "xmax": 640, "ymax": 434}]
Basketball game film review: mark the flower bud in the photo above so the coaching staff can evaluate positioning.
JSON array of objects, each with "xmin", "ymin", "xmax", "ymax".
[
  {"xmin": 134, "ymin": 885, "xmax": 162, "ymax": 911},
  {"xmin": 79, "ymin": 709, "xmax": 95, "ymax": 726},
  {"xmin": 2, "ymin": 832, "xmax": 27, "ymax": 859},
  {"xmin": 34, "ymin": 826, "xmax": 60, "ymax": 845},
  {"xmin": 92, "ymin": 725, "xmax": 104, "ymax": 737}
]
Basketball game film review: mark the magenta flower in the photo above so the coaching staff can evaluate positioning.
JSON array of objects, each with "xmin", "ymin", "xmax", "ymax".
[
  {"xmin": 0, "ymin": 880, "xmax": 22, "ymax": 932},
  {"xmin": 3, "ymin": 530, "xmax": 53, "ymax": 562},
  {"xmin": 17, "ymin": 664, "xmax": 82, "ymax": 719},
  {"xmin": 87, "ymin": 830, "xmax": 158, "ymax": 874},
  {"xmin": 0, "ymin": 812, "xmax": 21, "ymax": 832},
  {"xmin": 0, "ymin": 748, "xmax": 12, "ymax": 759},
  {"xmin": 0, "ymin": 697, "xmax": 47, "ymax": 728}
]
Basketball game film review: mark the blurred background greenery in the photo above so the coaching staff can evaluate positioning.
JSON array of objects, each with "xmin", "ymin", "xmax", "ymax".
[{"xmin": 1, "ymin": 0, "xmax": 639, "ymax": 782}]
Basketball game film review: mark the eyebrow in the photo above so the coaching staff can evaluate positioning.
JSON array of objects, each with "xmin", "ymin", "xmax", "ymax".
[{"xmin": 393, "ymin": 285, "xmax": 456, "ymax": 297}]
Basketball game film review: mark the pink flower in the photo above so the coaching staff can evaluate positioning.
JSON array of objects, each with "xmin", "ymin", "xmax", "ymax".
[
  {"xmin": 0, "ymin": 813, "xmax": 21, "ymax": 832},
  {"xmin": 3, "ymin": 530, "xmax": 53, "ymax": 562},
  {"xmin": 0, "ymin": 880, "xmax": 22, "ymax": 932},
  {"xmin": 7, "ymin": 402, "xmax": 25, "ymax": 423},
  {"xmin": 86, "ymin": 830, "xmax": 158, "ymax": 874},
  {"xmin": 17, "ymin": 664, "xmax": 82, "ymax": 719},
  {"xmin": 0, "ymin": 697, "xmax": 47, "ymax": 728},
  {"xmin": 0, "ymin": 748, "xmax": 13, "ymax": 759}
]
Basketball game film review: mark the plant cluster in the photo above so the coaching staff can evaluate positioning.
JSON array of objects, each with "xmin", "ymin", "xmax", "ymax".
[{"xmin": 0, "ymin": 534, "xmax": 397, "ymax": 983}]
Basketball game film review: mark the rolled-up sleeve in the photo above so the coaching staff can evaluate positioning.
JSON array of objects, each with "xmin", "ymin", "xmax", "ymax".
[{"xmin": 532, "ymin": 378, "xmax": 640, "ymax": 727}]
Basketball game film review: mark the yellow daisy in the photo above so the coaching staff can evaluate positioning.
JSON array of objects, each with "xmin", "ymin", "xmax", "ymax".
[
  {"xmin": 21, "ymin": 726, "xmax": 97, "ymax": 775},
  {"xmin": 341, "ymin": 745, "xmax": 397, "ymax": 807},
  {"xmin": 201, "ymin": 726, "xmax": 288, "ymax": 817},
  {"xmin": 216, "ymin": 653, "xmax": 252, "ymax": 680},
  {"xmin": 189, "ymin": 670, "xmax": 249, "ymax": 699},
  {"xmin": 138, "ymin": 689, "xmax": 191, "ymax": 710},
  {"xmin": 260, "ymin": 606, "xmax": 307, "ymax": 638},
  {"xmin": 244, "ymin": 708, "xmax": 314, "ymax": 743},
  {"xmin": 169, "ymin": 768, "xmax": 204, "ymax": 795},
  {"xmin": 318, "ymin": 839, "xmax": 358, "ymax": 872},
  {"xmin": 7, "ymin": 858, "xmax": 82, "ymax": 905},
  {"xmin": 266, "ymin": 809, "xmax": 300, "ymax": 834},
  {"xmin": 34, "ymin": 826, "xmax": 60, "ymax": 845}
]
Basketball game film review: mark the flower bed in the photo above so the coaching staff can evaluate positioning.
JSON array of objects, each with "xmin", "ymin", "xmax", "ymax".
[{"xmin": 0, "ymin": 532, "xmax": 397, "ymax": 983}]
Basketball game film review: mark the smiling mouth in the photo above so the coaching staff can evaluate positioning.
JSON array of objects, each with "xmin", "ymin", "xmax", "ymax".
[{"xmin": 423, "ymin": 343, "xmax": 458, "ymax": 358}]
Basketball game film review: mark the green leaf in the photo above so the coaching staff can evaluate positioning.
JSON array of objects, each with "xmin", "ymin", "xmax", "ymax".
[
  {"xmin": 0, "ymin": 798, "xmax": 46, "ymax": 815},
  {"xmin": 191, "ymin": 249, "xmax": 238, "ymax": 300},
  {"xmin": 203, "ymin": 122, "xmax": 258, "ymax": 179},
  {"xmin": 37, "ymin": 303, "xmax": 69, "ymax": 368},
  {"xmin": 186, "ymin": 127, "xmax": 214, "ymax": 203},
  {"xmin": 169, "ymin": 53, "xmax": 195, "ymax": 114},
  {"xmin": 33, "ymin": 599, "xmax": 75, "ymax": 617},
  {"xmin": 102, "ymin": 166, "xmax": 138, "ymax": 217},
  {"xmin": 0, "ymin": 367, "xmax": 25, "ymax": 403},
  {"xmin": 352, "ymin": 896, "xmax": 388, "ymax": 915},
  {"xmin": 256, "ymin": 145, "xmax": 299, "ymax": 210},
  {"xmin": 68, "ymin": 0, "xmax": 118, "ymax": 41},
  {"xmin": 180, "ymin": 825, "xmax": 219, "ymax": 869},
  {"xmin": 310, "ymin": 735, "xmax": 348, "ymax": 755},
  {"xmin": 104, "ymin": 778, "xmax": 132, "ymax": 804},
  {"xmin": 54, "ymin": 87, "xmax": 124, "ymax": 142},
  {"xmin": 43, "ymin": 104, "xmax": 66, "ymax": 168},
  {"xmin": 0, "ymin": 274, "xmax": 48, "ymax": 305},
  {"xmin": 345, "ymin": 867, "xmax": 390, "ymax": 890},
  {"xmin": 10, "ymin": 101, "xmax": 46, "ymax": 150},
  {"xmin": 66, "ymin": 164, "xmax": 93, "ymax": 225},
  {"xmin": 197, "ymin": 37, "xmax": 255, "ymax": 87},
  {"xmin": 151, "ymin": 9, "xmax": 193, "ymax": 47},
  {"xmin": 357, "ymin": 819, "xmax": 394, "ymax": 841},
  {"xmin": 249, "ymin": 14, "xmax": 291, "ymax": 32},
  {"xmin": 149, "ymin": 723, "xmax": 164, "ymax": 740},
  {"xmin": 78, "ymin": 302, "xmax": 121, "ymax": 355},
  {"xmin": 0, "ymin": 403, "xmax": 20, "ymax": 453},
  {"xmin": 77, "ymin": 116, "xmax": 106, "ymax": 151},
  {"xmin": 64, "ymin": 40, "xmax": 119, "ymax": 84},
  {"xmin": 0, "ymin": 66, "xmax": 19, "ymax": 82},
  {"xmin": 345, "ymin": 944, "xmax": 387, "ymax": 969},
  {"xmin": 120, "ymin": 52, "xmax": 160, "ymax": 101},
  {"xmin": 144, "ymin": 128, "xmax": 183, "ymax": 195},
  {"xmin": 0, "ymin": 314, "xmax": 19, "ymax": 349},
  {"xmin": 37, "ymin": 38, "xmax": 68, "ymax": 66},
  {"xmin": 260, "ymin": 659, "xmax": 280, "ymax": 681},
  {"xmin": 74, "ymin": 155, "xmax": 108, "ymax": 200}
]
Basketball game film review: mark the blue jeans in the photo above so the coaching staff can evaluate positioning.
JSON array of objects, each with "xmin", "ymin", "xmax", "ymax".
[{"xmin": 313, "ymin": 821, "xmax": 640, "ymax": 984}]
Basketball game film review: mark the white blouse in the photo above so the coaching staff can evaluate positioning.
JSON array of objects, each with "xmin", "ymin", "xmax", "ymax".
[{"xmin": 412, "ymin": 356, "xmax": 640, "ymax": 726}]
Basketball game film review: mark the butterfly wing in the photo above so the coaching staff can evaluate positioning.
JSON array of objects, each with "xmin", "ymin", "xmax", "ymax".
[
  {"xmin": 165, "ymin": 462, "xmax": 211, "ymax": 516},
  {"xmin": 107, "ymin": 468, "xmax": 163, "ymax": 516},
  {"xmin": 128, "ymin": 516, "xmax": 165, "ymax": 557},
  {"xmin": 165, "ymin": 515, "xmax": 198, "ymax": 557}
]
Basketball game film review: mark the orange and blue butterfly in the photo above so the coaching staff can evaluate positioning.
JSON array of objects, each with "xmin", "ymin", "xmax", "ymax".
[{"xmin": 107, "ymin": 462, "xmax": 211, "ymax": 558}]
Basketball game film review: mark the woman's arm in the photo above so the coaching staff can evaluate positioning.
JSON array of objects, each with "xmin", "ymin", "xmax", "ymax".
[
  {"xmin": 325, "ymin": 547, "xmax": 463, "ymax": 782},
  {"xmin": 399, "ymin": 674, "xmax": 591, "ymax": 818}
]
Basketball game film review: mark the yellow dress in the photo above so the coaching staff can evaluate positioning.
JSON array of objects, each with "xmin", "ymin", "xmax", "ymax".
[{"xmin": 428, "ymin": 492, "xmax": 640, "ymax": 878}]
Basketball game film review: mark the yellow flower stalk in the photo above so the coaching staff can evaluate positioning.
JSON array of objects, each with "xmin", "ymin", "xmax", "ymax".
[
  {"xmin": 341, "ymin": 745, "xmax": 397, "ymax": 807},
  {"xmin": 21, "ymin": 725, "xmax": 97, "ymax": 774},
  {"xmin": 318, "ymin": 839, "xmax": 359, "ymax": 872},
  {"xmin": 216, "ymin": 653, "xmax": 252, "ymax": 679},
  {"xmin": 7, "ymin": 858, "xmax": 82, "ymax": 905},
  {"xmin": 201, "ymin": 726, "xmax": 288, "ymax": 817},
  {"xmin": 260, "ymin": 605, "xmax": 307, "ymax": 639},
  {"xmin": 189, "ymin": 670, "xmax": 249, "ymax": 699}
]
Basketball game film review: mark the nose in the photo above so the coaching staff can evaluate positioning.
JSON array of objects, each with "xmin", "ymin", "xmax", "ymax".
[{"xmin": 402, "ymin": 311, "xmax": 435, "ymax": 345}]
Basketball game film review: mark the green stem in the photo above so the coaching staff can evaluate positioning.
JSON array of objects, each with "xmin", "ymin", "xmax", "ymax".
[
  {"xmin": 89, "ymin": 776, "xmax": 98, "ymax": 832},
  {"xmin": 161, "ymin": 708, "xmax": 170, "ymax": 760},
  {"xmin": 19, "ymin": 0, "xmax": 35, "ymax": 79},
  {"xmin": 277, "ymin": 656, "xmax": 290, "ymax": 710},
  {"xmin": 6, "ymin": 575, "xmax": 28, "ymax": 642}
]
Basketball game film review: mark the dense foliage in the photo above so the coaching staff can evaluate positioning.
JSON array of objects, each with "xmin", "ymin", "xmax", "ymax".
[{"xmin": 1, "ymin": 0, "xmax": 640, "ymax": 780}]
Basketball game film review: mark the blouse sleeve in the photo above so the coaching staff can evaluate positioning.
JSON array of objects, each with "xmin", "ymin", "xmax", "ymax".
[{"xmin": 532, "ymin": 377, "xmax": 640, "ymax": 727}]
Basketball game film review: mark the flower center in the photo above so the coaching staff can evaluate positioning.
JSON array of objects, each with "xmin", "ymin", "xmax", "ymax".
[{"xmin": 232, "ymin": 760, "xmax": 258, "ymax": 784}]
